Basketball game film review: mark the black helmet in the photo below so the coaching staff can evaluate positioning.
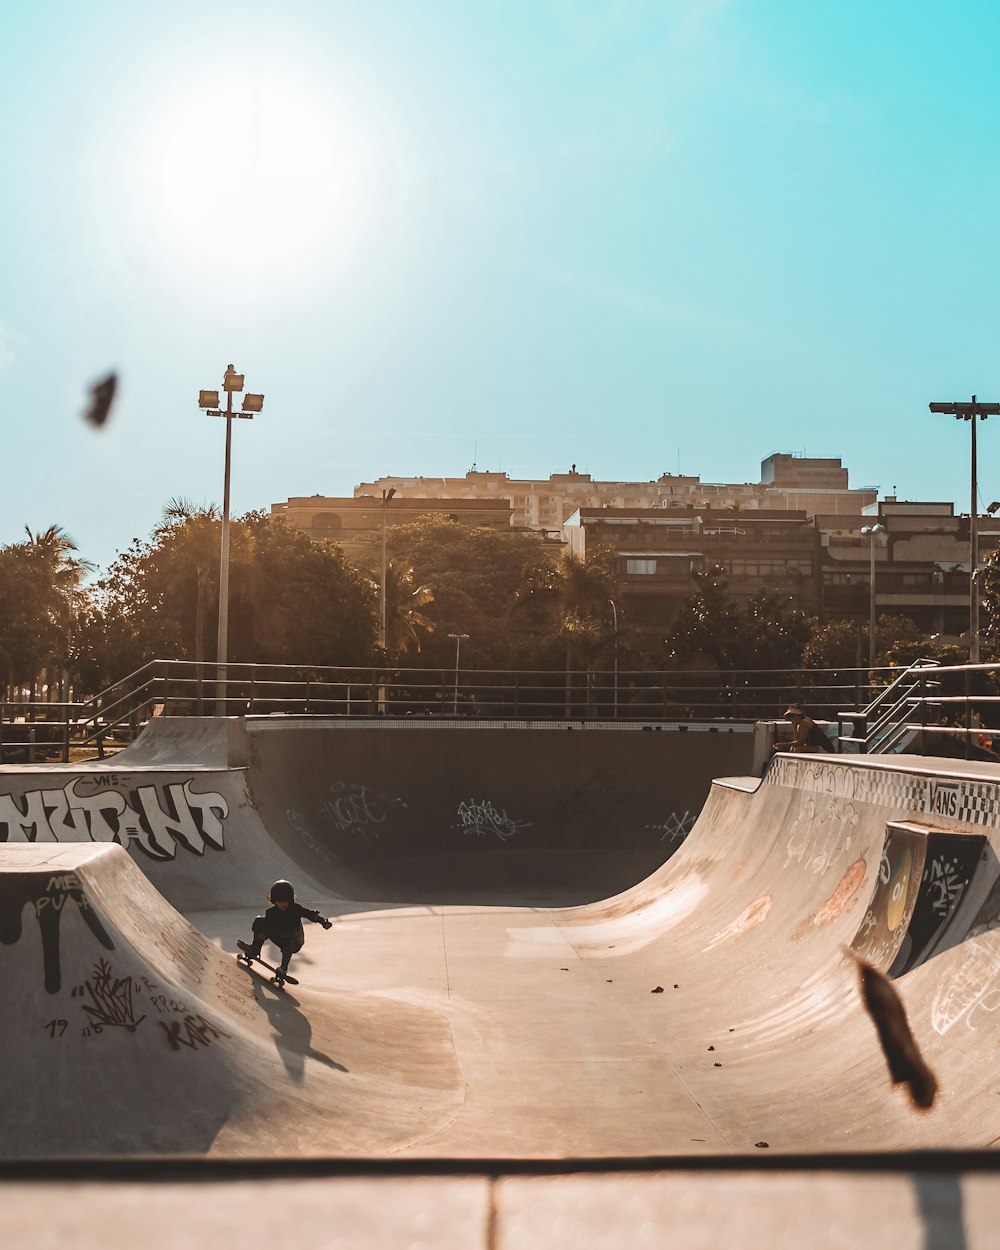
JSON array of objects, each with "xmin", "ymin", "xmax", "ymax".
[{"xmin": 269, "ymin": 880, "xmax": 295, "ymax": 903}]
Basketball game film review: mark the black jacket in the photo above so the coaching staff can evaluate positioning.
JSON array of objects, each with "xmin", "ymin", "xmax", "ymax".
[{"xmin": 261, "ymin": 902, "xmax": 324, "ymax": 939}]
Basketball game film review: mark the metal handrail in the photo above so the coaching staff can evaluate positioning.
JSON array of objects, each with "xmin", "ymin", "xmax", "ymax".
[{"xmin": 0, "ymin": 659, "xmax": 896, "ymax": 762}]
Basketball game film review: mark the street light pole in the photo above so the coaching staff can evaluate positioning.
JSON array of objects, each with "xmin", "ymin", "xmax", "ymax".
[
  {"xmin": 218, "ymin": 383, "xmax": 234, "ymax": 709},
  {"xmin": 198, "ymin": 366, "xmax": 264, "ymax": 716},
  {"xmin": 860, "ymin": 523, "xmax": 886, "ymax": 671},
  {"xmin": 609, "ymin": 599, "xmax": 619, "ymax": 719},
  {"xmin": 449, "ymin": 633, "xmax": 469, "ymax": 715},
  {"xmin": 929, "ymin": 395, "xmax": 1000, "ymax": 663},
  {"xmin": 379, "ymin": 488, "xmax": 396, "ymax": 652}
]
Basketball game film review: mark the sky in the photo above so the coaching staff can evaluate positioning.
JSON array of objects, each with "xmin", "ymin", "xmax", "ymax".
[{"xmin": 3, "ymin": 0, "xmax": 1000, "ymax": 575}]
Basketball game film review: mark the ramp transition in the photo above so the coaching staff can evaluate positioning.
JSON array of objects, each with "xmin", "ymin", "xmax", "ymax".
[{"xmin": 3, "ymin": 719, "xmax": 1000, "ymax": 1157}]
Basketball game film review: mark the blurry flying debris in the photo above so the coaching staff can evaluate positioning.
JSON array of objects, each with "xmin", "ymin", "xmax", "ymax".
[
  {"xmin": 83, "ymin": 372, "xmax": 117, "ymax": 427},
  {"xmin": 848, "ymin": 951, "xmax": 938, "ymax": 1111}
]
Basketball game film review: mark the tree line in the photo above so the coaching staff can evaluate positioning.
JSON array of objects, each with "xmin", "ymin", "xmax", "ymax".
[{"xmin": 0, "ymin": 504, "xmax": 981, "ymax": 701}]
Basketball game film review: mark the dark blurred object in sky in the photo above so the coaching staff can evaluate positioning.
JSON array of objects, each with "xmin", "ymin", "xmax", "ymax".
[{"xmin": 84, "ymin": 372, "xmax": 118, "ymax": 427}]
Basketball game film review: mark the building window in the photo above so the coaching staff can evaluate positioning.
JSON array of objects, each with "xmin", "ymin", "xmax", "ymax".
[
  {"xmin": 730, "ymin": 558, "xmax": 811, "ymax": 577},
  {"xmin": 626, "ymin": 559, "xmax": 657, "ymax": 575}
]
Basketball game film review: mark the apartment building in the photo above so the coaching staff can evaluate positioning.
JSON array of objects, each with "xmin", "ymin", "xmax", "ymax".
[
  {"xmin": 565, "ymin": 506, "xmax": 818, "ymax": 637},
  {"xmin": 354, "ymin": 453, "xmax": 877, "ymax": 533},
  {"xmin": 818, "ymin": 500, "xmax": 1000, "ymax": 636}
]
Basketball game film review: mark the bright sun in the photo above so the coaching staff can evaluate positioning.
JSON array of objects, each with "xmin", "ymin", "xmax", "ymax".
[{"xmin": 120, "ymin": 62, "xmax": 389, "ymax": 294}]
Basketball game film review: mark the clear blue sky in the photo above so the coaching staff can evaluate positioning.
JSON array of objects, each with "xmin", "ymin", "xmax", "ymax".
[{"xmin": 3, "ymin": 0, "xmax": 1000, "ymax": 574}]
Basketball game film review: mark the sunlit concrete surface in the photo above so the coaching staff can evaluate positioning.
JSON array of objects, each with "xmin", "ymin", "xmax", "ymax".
[
  {"xmin": 2, "ymin": 1161, "xmax": 999, "ymax": 1249},
  {"xmin": 4, "ymin": 716, "xmax": 1000, "ymax": 1241}
]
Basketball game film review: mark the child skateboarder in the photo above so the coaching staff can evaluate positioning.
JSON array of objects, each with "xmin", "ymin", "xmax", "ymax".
[{"xmin": 238, "ymin": 879, "xmax": 332, "ymax": 984}]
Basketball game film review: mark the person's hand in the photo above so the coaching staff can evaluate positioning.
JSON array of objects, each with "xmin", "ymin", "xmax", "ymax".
[{"xmin": 321, "ymin": 918, "xmax": 333, "ymax": 930}]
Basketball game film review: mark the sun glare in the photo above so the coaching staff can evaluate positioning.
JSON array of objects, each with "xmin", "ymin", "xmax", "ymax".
[{"xmin": 119, "ymin": 63, "xmax": 390, "ymax": 294}]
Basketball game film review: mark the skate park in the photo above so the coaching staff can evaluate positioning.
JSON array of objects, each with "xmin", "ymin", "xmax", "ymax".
[{"xmin": 3, "ymin": 688, "xmax": 1000, "ymax": 1246}]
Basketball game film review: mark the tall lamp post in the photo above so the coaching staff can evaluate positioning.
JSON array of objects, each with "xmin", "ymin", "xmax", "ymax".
[
  {"xmin": 449, "ymin": 633, "xmax": 469, "ymax": 715},
  {"xmin": 609, "ymin": 599, "xmax": 619, "ymax": 719},
  {"xmin": 929, "ymin": 395, "xmax": 1000, "ymax": 663},
  {"xmin": 198, "ymin": 365, "xmax": 264, "ymax": 716},
  {"xmin": 379, "ymin": 488, "xmax": 396, "ymax": 652},
  {"xmin": 860, "ymin": 523, "xmax": 887, "ymax": 671}
]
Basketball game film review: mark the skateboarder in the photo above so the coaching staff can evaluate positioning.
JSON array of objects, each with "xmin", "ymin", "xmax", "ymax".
[{"xmin": 238, "ymin": 880, "xmax": 332, "ymax": 982}]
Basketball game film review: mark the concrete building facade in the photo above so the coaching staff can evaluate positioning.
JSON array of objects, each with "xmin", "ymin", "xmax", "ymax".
[
  {"xmin": 565, "ymin": 505, "xmax": 819, "ymax": 638},
  {"xmin": 354, "ymin": 453, "xmax": 877, "ymax": 533}
]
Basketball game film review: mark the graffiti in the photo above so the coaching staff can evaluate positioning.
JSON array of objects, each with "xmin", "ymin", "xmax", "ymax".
[
  {"xmin": 703, "ymin": 895, "xmax": 772, "ymax": 952},
  {"xmin": 0, "ymin": 871, "xmax": 115, "ymax": 993},
  {"xmin": 320, "ymin": 781, "xmax": 406, "ymax": 839},
  {"xmin": 784, "ymin": 795, "xmax": 861, "ymax": 875},
  {"xmin": 0, "ymin": 778, "xmax": 229, "ymax": 861},
  {"xmin": 926, "ymin": 853, "xmax": 970, "ymax": 917},
  {"xmin": 812, "ymin": 859, "xmax": 868, "ymax": 929},
  {"xmin": 890, "ymin": 834, "xmax": 984, "ymax": 977},
  {"xmin": 931, "ymin": 942, "xmax": 1000, "ymax": 1035},
  {"xmin": 159, "ymin": 1013, "xmax": 231, "ymax": 1053},
  {"xmin": 851, "ymin": 827, "xmax": 923, "ymax": 970},
  {"xmin": 44, "ymin": 1019, "xmax": 68, "ymax": 1038},
  {"xmin": 648, "ymin": 811, "xmax": 695, "ymax": 845},
  {"xmin": 150, "ymin": 993, "xmax": 190, "ymax": 1015},
  {"xmin": 76, "ymin": 958, "xmax": 146, "ymax": 1032},
  {"xmin": 455, "ymin": 798, "xmax": 532, "ymax": 841}
]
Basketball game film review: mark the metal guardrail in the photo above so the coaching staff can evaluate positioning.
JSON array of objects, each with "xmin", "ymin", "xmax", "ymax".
[
  {"xmin": 837, "ymin": 658, "xmax": 1000, "ymax": 758},
  {"xmin": 0, "ymin": 659, "xmax": 905, "ymax": 763},
  {"xmin": 11, "ymin": 656, "xmax": 1000, "ymax": 764}
]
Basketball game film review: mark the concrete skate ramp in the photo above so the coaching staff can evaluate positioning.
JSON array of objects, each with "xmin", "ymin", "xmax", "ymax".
[
  {"xmin": 0, "ymin": 843, "xmax": 462, "ymax": 1158},
  {"xmin": 5, "ymin": 721, "xmax": 1000, "ymax": 1156},
  {"xmin": 0, "ymin": 716, "xmax": 752, "ymax": 910},
  {"xmin": 244, "ymin": 717, "xmax": 753, "ymax": 903}
]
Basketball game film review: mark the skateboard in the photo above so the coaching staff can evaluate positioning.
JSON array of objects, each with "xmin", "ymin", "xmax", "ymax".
[{"xmin": 236, "ymin": 941, "xmax": 299, "ymax": 986}]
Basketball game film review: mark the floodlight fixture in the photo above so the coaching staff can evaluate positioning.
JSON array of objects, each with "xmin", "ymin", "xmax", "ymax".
[
  {"xmin": 199, "ymin": 390, "xmax": 220, "ymax": 409},
  {"xmin": 241, "ymin": 393, "xmax": 265, "ymax": 414},
  {"xmin": 930, "ymin": 400, "xmax": 1000, "ymax": 419},
  {"xmin": 223, "ymin": 364, "xmax": 244, "ymax": 392}
]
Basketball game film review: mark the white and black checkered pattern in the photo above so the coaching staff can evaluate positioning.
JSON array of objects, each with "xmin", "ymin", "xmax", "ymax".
[{"xmin": 767, "ymin": 755, "xmax": 1000, "ymax": 829}]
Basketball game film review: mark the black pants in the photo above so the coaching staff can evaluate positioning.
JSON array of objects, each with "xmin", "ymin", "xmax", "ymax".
[{"xmin": 251, "ymin": 916, "xmax": 304, "ymax": 965}]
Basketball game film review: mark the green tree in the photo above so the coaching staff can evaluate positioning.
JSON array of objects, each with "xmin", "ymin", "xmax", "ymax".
[
  {"xmin": 514, "ymin": 550, "xmax": 621, "ymax": 667},
  {"xmin": 381, "ymin": 559, "xmax": 435, "ymax": 658},
  {"xmin": 0, "ymin": 526, "xmax": 93, "ymax": 697},
  {"xmin": 364, "ymin": 517, "xmax": 559, "ymax": 667},
  {"xmin": 82, "ymin": 510, "xmax": 378, "ymax": 686},
  {"xmin": 664, "ymin": 566, "xmax": 809, "ymax": 671}
]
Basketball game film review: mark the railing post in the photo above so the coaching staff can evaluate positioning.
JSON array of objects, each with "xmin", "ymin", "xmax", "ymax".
[
  {"xmin": 919, "ymin": 671, "xmax": 927, "ymax": 743},
  {"xmin": 305, "ymin": 678, "xmax": 310, "ymax": 715},
  {"xmin": 965, "ymin": 666, "xmax": 972, "ymax": 760},
  {"xmin": 62, "ymin": 707, "xmax": 70, "ymax": 764}
]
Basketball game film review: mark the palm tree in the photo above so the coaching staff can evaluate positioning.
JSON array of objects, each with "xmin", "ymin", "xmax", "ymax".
[
  {"xmin": 515, "ymin": 553, "xmax": 620, "ymax": 713},
  {"xmin": 382, "ymin": 559, "xmax": 435, "ymax": 658},
  {"xmin": 22, "ymin": 525, "xmax": 95, "ymax": 700}
]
